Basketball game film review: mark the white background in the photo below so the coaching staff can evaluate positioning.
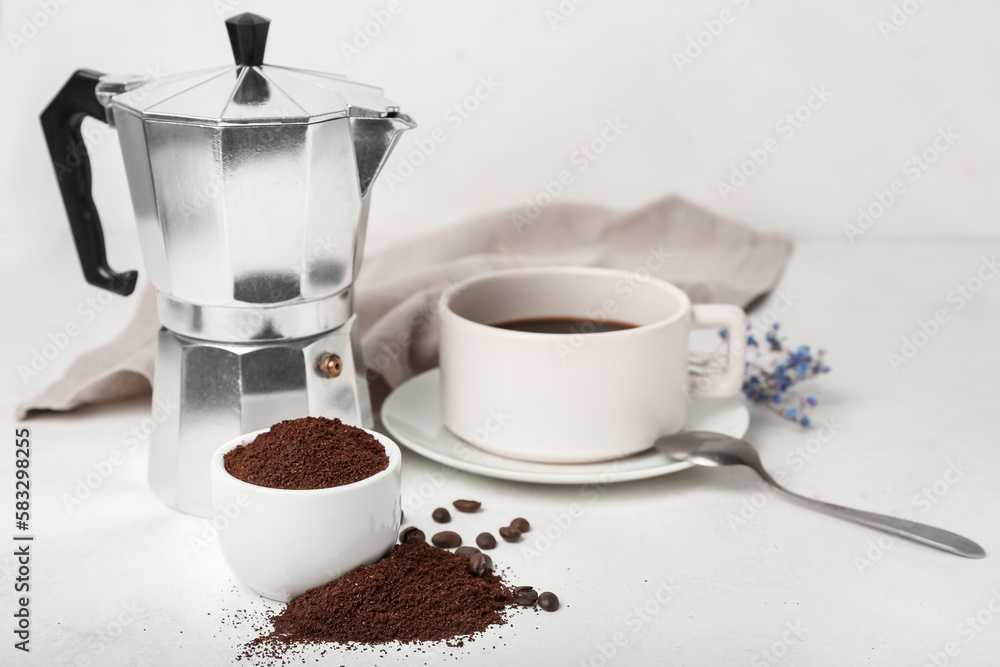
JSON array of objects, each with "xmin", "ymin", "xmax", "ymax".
[
  {"xmin": 1, "ymin": 0, "xmax": 999, "ymax": 254},
  {"xmin": 2, "ymin": 2, "xmax": 1000, "ymax": 666}
]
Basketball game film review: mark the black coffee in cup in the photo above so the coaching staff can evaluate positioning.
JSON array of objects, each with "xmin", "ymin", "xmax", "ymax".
[{"xmin": 492, "ymin": 317, "xmax": 636, "ymax": 334}]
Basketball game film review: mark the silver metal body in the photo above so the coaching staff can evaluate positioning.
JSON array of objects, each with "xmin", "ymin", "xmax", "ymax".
[
  {"xmin": 96, "ymin": 61, "xmax": 413, "ymax": 516},
  {"xmin": 655, "ymin": 431, "xmax": 986, "ymax": 559},
  {"xmin": 150, "ymin": 318, "xmax": 370, "ymax": 516}
]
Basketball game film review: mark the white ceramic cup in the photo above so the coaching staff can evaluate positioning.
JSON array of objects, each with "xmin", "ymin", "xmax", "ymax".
[
  {"xmin": 210, "ymin": 427, "xmax": 402, "ymax": 602},
  {"xmin": 439, "ymin": 267, "xmax": 746, "ymax": 463}
]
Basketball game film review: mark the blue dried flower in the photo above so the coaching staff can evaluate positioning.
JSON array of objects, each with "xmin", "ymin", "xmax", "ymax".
[{"xmin": 739, "ymin": 321, "xmax": 829, "ymax": 427}]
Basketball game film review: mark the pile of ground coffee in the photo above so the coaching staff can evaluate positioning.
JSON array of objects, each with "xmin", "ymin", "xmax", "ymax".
[
  {"xmin": 235, "ymin": 499, "xmax": 559, "ymax": 662},
  {"xmin": 247, "ymin": 541, "xmax": 514, "ymax": 658},
  {"xmin": 224, "ymin": 416, "xmax": 388, "ymax": 490}
]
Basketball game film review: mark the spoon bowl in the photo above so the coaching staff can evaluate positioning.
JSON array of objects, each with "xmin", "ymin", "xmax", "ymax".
[{"xmin": 656, "ymin": 431, "xmax": 762, "ymax": 468}]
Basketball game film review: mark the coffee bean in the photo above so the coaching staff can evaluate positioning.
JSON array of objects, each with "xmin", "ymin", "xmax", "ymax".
[
  {"xmin": 538, "ymin": 591, "xmax": 559, "ymax": 612},
  {"xmin": 498, "ymin": 526, "xmax": 521, "ymax": 543},
  {"xmin": 468, "ymin": 552, "xmax": 493, "ymax": 577},
  {"xmin": 432, "ymin": 507, "xmax": 451, "ymax": 523},
  {"xmin": 452, "ymin": 499, "xmax": 481, "ymax": 513},
  {"xmin": 510, "ymin": 517, "xmax": 530, "ymax": 533},
  {"xmin": 431, "ymin": 531, "xmax": 462, "ymax": 549},
  {"xmin": 399, "ymin": 527, "xmax": 425, "ymax": 544},
  {"xmin": 514, "ymin": 586, "xmax": 538, "ymax": 606},
  {"xmin": 455, "ymin": 546, "xmax": 480, "ymax": 559},
  {"xmin": 476, "ymin": 532, "xmax": 497, "ymax": 550}
]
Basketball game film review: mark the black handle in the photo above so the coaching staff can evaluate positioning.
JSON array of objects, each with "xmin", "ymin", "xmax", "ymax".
[
  {"xmin": 225, "ymin": 13, "xmax": 270, "ymax": 66},
  {"xmin": 40, "ymin": 70, "xmax": 137, "ymax": 296}
]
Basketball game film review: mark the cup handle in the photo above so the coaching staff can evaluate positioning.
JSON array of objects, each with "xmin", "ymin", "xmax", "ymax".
[{"xmin": 689, "ymin": 304, "xmax": 746, "ymax": 398}]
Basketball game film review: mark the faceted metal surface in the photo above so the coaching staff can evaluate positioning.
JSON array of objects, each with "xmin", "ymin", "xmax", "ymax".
[
  {"xmin": 149, "ymin": 317, "xmax": 372, "ymax": 518},
  {"xmin": 111, "ymin": 106, "xmax": 412, "ymax": 340},
  {"xmin": 108, "ymin": 65, "xmax": 400, "ymax": 125},
  {"xmin": 95, "ymin": 47, "xmax": 413, "ymax": 517}
]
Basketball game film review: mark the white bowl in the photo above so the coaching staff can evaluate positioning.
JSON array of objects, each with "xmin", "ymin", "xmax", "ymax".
[{"xmin": 210, "ymin": 427, "xmax": 402, "ymax": 602}]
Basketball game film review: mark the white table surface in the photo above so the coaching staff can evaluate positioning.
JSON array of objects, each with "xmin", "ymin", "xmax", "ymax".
[{"xmin": 3, "ymin": 235, "xmax": 1000, "ymax": 667}]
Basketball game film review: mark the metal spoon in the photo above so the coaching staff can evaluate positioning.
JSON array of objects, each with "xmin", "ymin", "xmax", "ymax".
[{"xmin": 655, "ymin": 431, "xmax": 986, "ymax": 559}]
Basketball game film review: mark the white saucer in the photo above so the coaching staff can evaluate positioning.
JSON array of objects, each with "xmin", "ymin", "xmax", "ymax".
[{"xmin": 380, "ymin": 369, "xmax": 750, "ymax": 485}]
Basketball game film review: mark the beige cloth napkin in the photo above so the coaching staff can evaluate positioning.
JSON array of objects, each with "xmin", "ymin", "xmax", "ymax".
[{"xmin": 17, "ymin": 196, "xmax": 792, "ymax": 419}]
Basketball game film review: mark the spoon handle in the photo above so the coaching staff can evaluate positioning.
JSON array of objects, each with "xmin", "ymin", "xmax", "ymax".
[{"xmin": 754, "ymin": 468, "xmax": 986, "ymax": 559}]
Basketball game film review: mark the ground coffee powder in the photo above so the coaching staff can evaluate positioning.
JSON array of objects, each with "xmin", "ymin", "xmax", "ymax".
[
  {"xmin": 245, "ymin": 541, "xmax": 515, "ymax": 659},
  {"xmin": 224, "ymin": 416, "xmax": 388, "ymax": 490},
  {"xmin": 235, "ymin": 503, "xmax": 559, "ymax": 663}
]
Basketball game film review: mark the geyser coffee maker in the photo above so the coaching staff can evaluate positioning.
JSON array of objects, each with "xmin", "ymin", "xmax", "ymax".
[{"xmin": 41, "ymin": 14, "xmax": 414, "ymax": 517}]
